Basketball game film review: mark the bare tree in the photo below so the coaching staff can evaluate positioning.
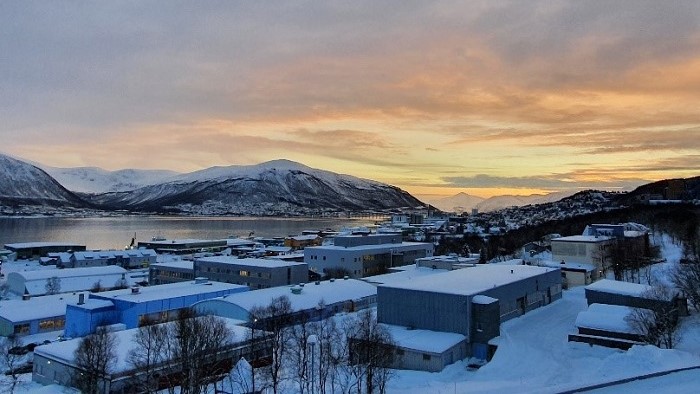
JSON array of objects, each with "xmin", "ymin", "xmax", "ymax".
[
  {"xmin": 45, "ymin": 276, "xmax": 61, "ymax": 295},
  {"xmin": 225, "ymin": 357, "xmax": 254, "ymax": 394},
  {"xmin": 0, "ymin": 335, "xmax": 25, "ymax": 393},
  {"xmin": 311, "ymin": 310, "xmax": 344, "ymax": 394},
  {"xmin": 346, "ymin": 309, "xmax": 396, "ymax": 394},
  {"xmin": 287, "ymin": 310, "xmax": 313, "ymax": 394},
  {"xmin": 672, "ymin": 261, "xmax": 700, "ymax": 311},
  {"xmin": 255, "ymin": 295, "xmax": 293, "ymax": 394},
  {"xmin": 626, "ymin": 284, "xmax": 681, "ymax": 349},
  {"xmin": 91, "ymin": 280, "xmax": 104, "ymax": 293},
  {"xmin": 127, "ymin": 322, "xmax": 168, "ymax": 393},
  {"xmin": 73, "ymin": 326, "xmax": 118, "ymax": 394},
  {"xmin": 171, "ymin": 309, "xmax": 233, "ymax": 394}
]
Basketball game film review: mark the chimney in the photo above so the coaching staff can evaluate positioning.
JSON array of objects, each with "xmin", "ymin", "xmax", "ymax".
[{"xmin": 78, "ymin": 293, "xmax": 85, "ymax": 305}]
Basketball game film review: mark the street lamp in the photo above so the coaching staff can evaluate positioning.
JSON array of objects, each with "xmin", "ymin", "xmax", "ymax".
[{"xmin": 307, "ymin": 334, "xmax": 318, "ymax": 393}]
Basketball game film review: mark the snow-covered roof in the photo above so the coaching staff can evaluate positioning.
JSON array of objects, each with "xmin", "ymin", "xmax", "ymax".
[
  {"xmin": 287, "ymin": 234, "xmax": 320, "ymax": 241},
  {"xmin": 362, "ymin": 266, "xmax": 449, "ymax": 286},
  {"xmin": 575, "ymin": 303, "xmax": 641, "ymax": 334},
  {"xmin": 14, "ymin": 266, "xmax": 127, "ymax": 281},
  {"xmin": 89, "ymin": 280, "xmax": 247, "ymax": 304},
  {"xmin": 308, "ymin": 241, "xmax": 431, "ymax": 252},
  {"xmin": 537, "ymin": 259, "xmax": 596, "ymax": 272},
  {"xmin": 207, "ymin": 279, "xmax": 376, "ymax": 313},
  {"xmin": 150, "ymin": 260, "xmax": 194, "ymax": 270},
  {"xmin": 142, "ymin": 238, "xmax": 226, "ymax": 246},
  {"xmin": 379, "ymin": 264, "xmax": 556, "ymax": 296},
  {"xmin": 4, "ymin": 242, "xmax": 84, "ymax": 249},
  {"xmin": 195, "ymin": 256, "xmax": 306, "ymax": 268},
  {"xmin": 0, "ymin": 292, "xmax": 88, "ymax": 322},
  {"xmin": 472, "ymin": 295, "xmax": 498, "ymax": 305},
  {"xmin": 74, "ymin": 249, "xmax": 156, "ymax": 259},
  {"xmin": 34, "ymin": 318, "xmax": 254, "ymax": 374},
  {"xmin": 265, "ymin": 246, "xmax": 293, "ymax": 253},
  {"xmin": 552, "ymin": 235, "xmax": 612, "ymax": 243},
  {"xmin": 73, "ymin": 299, "xmax": 115, "ymax": 310},
  {"xmin": 586, "ymin": 279, "xmax": 652, "ymax": 298},
  {"xmin": 380, "ymin": 324, "xmax": 466, "ymax": 354}
]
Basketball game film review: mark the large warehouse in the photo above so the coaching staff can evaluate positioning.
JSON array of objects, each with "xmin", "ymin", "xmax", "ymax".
[{"xmin": 377, "ymin": 264, "xmax": 562, "ymax": 371}]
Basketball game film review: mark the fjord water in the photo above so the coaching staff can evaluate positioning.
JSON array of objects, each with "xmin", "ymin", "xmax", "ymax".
[{"xmin": 0, "ymin": 216, "xmax": 370, "ymax": 250}]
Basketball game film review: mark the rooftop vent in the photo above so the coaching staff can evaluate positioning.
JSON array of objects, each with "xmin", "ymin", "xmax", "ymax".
[
  {"xmin": 299, "ymin": 283, "xmax": 305, "ymax": 287},
  {"xmin": 315, "ymin": 281, "xmax": 320, "ymax": 285},
  {"xmin": 194, "ymin": 277, "xmax": 209, "ymax": 284},
  {"xmin": 22, "ymin": 294, "xmax": 31, "ymax": 301},
  {"xmin": 78, "ymin": 293, "xmax": 85, "ymax": 305},
  {"xmin": 330, "ymin": 278, "xmax": 335, "ymax": 282},
  {"xmin": 291, "ymin": 285, "xmax": 302, "ymax": 295},
  {"xmin": 131, "ymin": 286, "xmax": 140, "ymax": 294},
  {"xmin": 343, "ymin": 276, "xmax": 349, "ymax": 280}
]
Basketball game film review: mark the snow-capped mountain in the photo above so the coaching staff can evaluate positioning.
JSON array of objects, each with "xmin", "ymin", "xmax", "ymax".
[
  {"xmin": 429, "ymin": 192, "xmax": 485, "ymax": 213},
  {"xmin": 42, "ymin": 166, "xmax": 180, "ymax": 194},
  {"xmin": 431, "ymin": 190, "xmax": 579, "ymax": 213},
  {"xmin": 0, "ymin": 153, "xmax": 89, "ymax": 208},
  {"xmin": 87, "ymin": 159, "xmax": 426, "ymax": 215}
]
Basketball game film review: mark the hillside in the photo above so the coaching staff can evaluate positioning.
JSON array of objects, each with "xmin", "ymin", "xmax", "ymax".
[
  {"xmin": 0, "ymin": 153, "xmax": 89, "ymax": 209},
  {"xmin": 87, "ymin": 159, "xmax": 426, "ymax": 215}
]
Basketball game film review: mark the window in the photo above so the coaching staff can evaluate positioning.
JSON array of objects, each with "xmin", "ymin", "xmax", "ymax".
[
  {"xmin": 240, "ymin": 270, "xmax": 249, "ymax": 277},
  {"xmin": 422, "ymin": 354, "xmax": 431, "ymax": 361},
  {"xmin": 14, "ymin": 323, "xmax": 30, "ymax": 334}
]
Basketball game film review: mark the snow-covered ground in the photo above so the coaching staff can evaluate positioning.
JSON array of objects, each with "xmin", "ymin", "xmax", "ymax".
[{"xmin": 389, "ymin": 287, "xmax": 700, "ymax": 394}]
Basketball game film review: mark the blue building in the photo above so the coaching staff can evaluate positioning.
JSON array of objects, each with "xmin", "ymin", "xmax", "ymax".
[{"xmin": 64, "ymin": 279, "xmax": 248, "ymax": 337}]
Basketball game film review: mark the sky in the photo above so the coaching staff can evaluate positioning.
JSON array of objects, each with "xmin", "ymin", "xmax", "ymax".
[{"xmin": 1, "ymin": 1, "xmax": 699, "ymax": 200}]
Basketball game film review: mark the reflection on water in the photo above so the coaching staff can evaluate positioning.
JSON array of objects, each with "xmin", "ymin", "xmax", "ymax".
[{"xmin": 0, "ymin": 216, "xmax": 371, "ymax": 250}]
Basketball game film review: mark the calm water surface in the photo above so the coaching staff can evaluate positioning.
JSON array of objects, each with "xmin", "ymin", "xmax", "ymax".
[{"xmin": 0, "ymin": 216, "xmax": 373, "ymax": 250}]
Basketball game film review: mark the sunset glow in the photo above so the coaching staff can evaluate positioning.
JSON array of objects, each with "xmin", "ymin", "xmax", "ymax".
[{"xmin": 2, "ymin": 1, "xmax": 699, "ymax": 199}]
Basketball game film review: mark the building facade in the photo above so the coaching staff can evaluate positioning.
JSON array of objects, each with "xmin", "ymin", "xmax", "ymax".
[
  {"xmin": 304, "ymin": 234, "xmax": 434, "ymax": 278},
  {"xmin": 193, "ymin": 256, "xmax": 308, "ymax": 289}
]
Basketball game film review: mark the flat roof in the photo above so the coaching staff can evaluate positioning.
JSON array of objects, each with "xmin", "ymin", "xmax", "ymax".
[
  {"xmin": 195, "ymin": 256, "xmax": 306, "ymax": 268},
  {"xmin": 380, "ymin": 324, "xmax": 466, "ymax": 354},
  {"xmin": 585, "ymin": 279, "xmax": 653, "ymax": 298},
  {"xmin": 0, "ymin": 292, "xmax": 89, "ymax": 322},
  {"xmin": 151, "ymin": 260, "xmax": 194, "ymax": 270},
  {"xmin": 205, "ymin": 278, "xmax": 376, "ymax": 313},
  {"xmin": 139, "ymin": 238, "xmax": 227, "ymax": 246},
  {"xmin": 308, "ymin": 242, "xmax": 431, "ymax": 252},
  {"xmin": 89, "ymin": 280, "xmax": 247, "ymax": 304},
  {"xmin": 537, "ymin": 260, "xmax": 596, "ymax": 272},
  {"xmin": 575, "ymin": 303, "xmax": 639, "ymax": 334},
  {"xmin": 379, "ymin": 264, "xmax": 557, "ymax": 296},
  {"xmin": 34, "ymin": 318, "xmax": 253, "ymax": 374},
  {"xmin": 552, "ymin": 235, "xmax": 612, "ymax": 243},
  {"xmin": 362, "ymin": 266, "xmax": 449, "ymax": 286},
  {"xmin": 4, "ymin": 242, "xmax": 85, "ymax": 249},
  {"xmin": 13, "ymin": 266, "xmax": 127, "ymax": 281}
]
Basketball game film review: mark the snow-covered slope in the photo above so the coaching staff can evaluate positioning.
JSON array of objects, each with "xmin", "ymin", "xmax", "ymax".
[
  {"xmin": 42, "ymin": 166, "xmax": 180, "ymax": 194},
  {"xmin": 0, "ymin": 154, "xmax": 88, "ymax": 208},
  {"xmin": 88, "ymin": 159, "xmax": 425, "ymax": 215}
]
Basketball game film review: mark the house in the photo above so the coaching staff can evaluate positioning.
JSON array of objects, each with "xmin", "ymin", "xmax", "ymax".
[
  {"xmin": 63, "ymin": 279, "xmax": 248, "ymax": 337},
  {"xmin": 33, "ymin": 318, "xmax": 269, "ymax": 393},
  {"xmin": 7, "ymin": 266, "xmax": 130, "ymax": 296},
  {"xmin": 584, "ymin": 279, "xmax": 681, "ymax": 312},
  {"xmin": 193, "ymin": 278, "xmax": 377, "ymax": 325},
  {"xmin": 376, "ymin": 264, "xmax": 562, "ymax": 371},
  {"xmin": 149, "ymin": 260, "xmax": 195, "ymax": 285},
  {"xmin": 304, "ymin": 234, "xmax": 434, "ymax": 278},
  {"xmin": 0, "ymin": 292, "xmax": 87, "ymax": 337},
  {"xmin": 284, "ymin": 234, "xmax": 322, "ymax": 250},
  {"xmin": 550, "ymin": 235, "xmax": 614, "ymax": 274},
  {"xmin": 193, "ymin": 256, "xmax": 309, "ymax": 289},
  {"xmin": 4, "ymin": 242, "xmax": 86, "ymax": 260}
]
